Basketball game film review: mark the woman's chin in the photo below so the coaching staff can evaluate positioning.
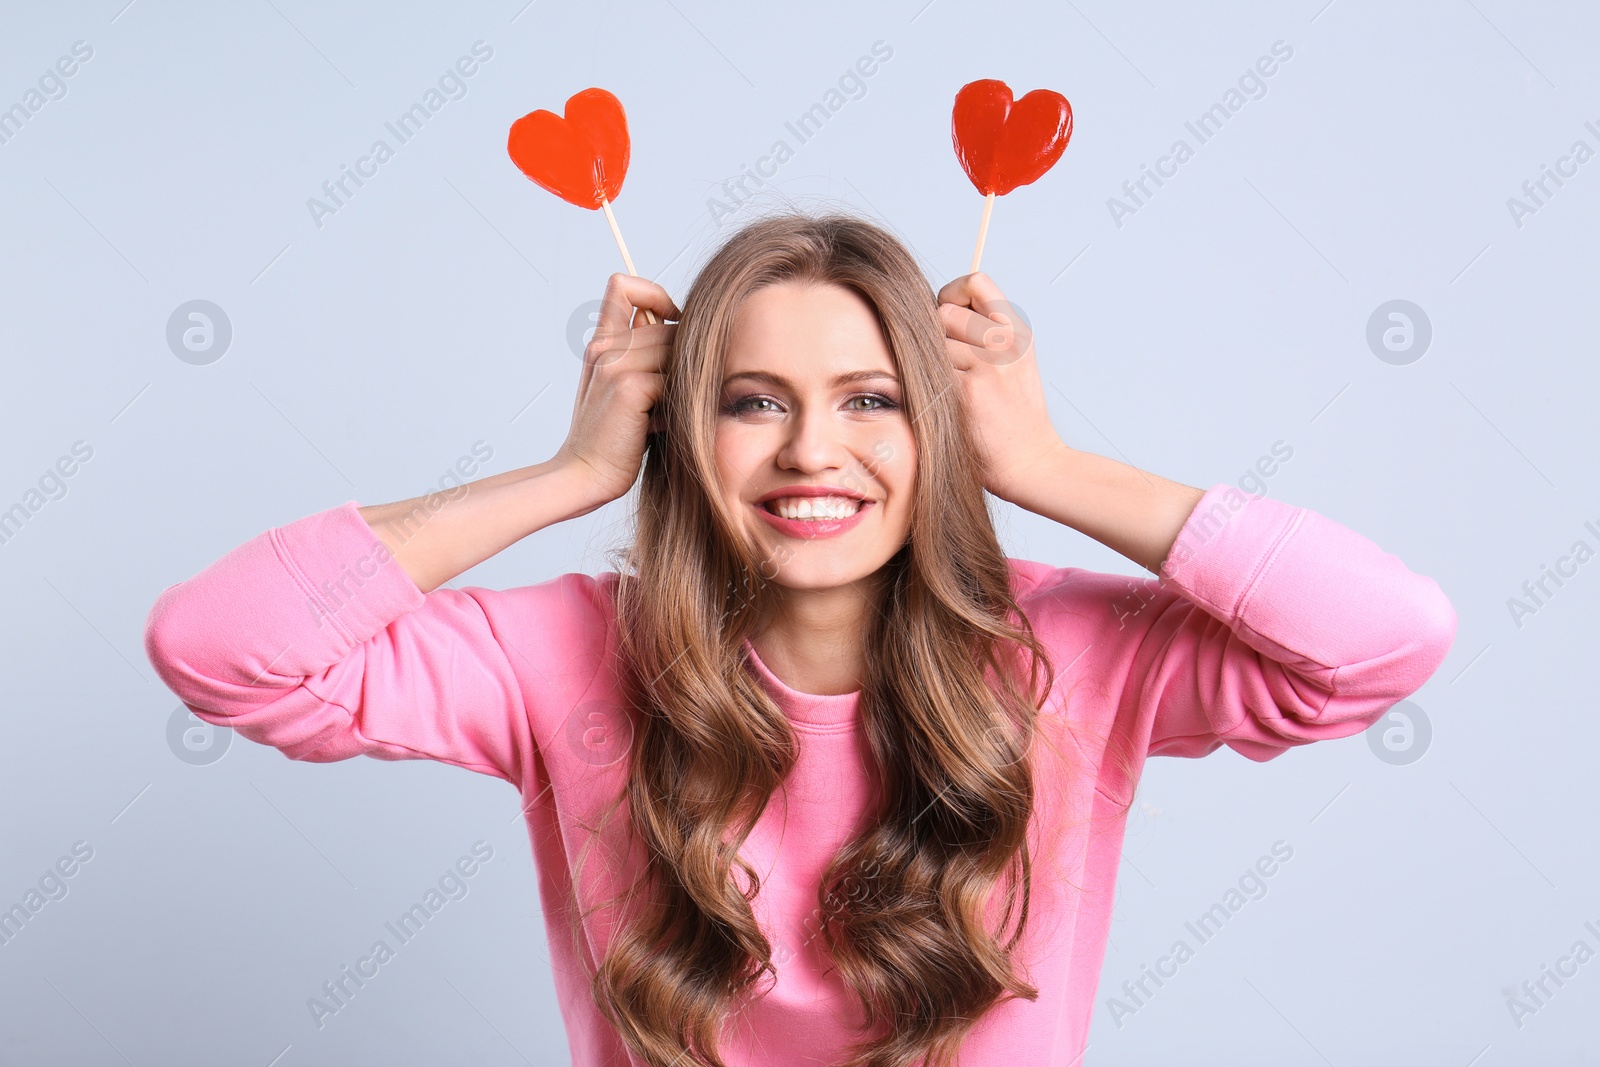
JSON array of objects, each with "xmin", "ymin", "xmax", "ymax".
[{"xmin": 756, "ymin": 548, "xmax": 892, "ymax": 593}]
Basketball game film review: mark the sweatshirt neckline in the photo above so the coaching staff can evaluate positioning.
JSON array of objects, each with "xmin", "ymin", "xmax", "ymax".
[{"xmin": 740, "ymin": 637, "xmax": 860, "ymax": 729}]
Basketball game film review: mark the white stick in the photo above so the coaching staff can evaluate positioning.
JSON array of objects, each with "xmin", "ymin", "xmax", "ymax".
[
  {"xmin": 601, "ymin": 196, "xmax": 657, "ymax": 325},
  {"xmin": 970, "ymin": 191, "xmax": 996, "ymax": 274}
]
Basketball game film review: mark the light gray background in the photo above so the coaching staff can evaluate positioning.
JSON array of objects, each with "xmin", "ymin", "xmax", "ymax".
[{"xmin": 1, "ymin": 0, "xmax": 1594, "ymax": 1063}]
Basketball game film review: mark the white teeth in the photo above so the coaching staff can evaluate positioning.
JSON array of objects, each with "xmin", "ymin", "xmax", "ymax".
[{"xmin": 765, "ymin": 496, "xmax": 863, "ymax": 521}]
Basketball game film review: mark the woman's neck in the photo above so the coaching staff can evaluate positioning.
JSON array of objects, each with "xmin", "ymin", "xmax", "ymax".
[{"xmin": 750, "ymin": 582, "xmax": 881, "ymax": 696}]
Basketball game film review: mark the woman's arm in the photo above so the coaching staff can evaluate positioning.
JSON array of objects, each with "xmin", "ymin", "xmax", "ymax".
[
  {"xmin": 932, "ymin": 270, "xmax": 1209, "ymax": 572},
  {"xmin": 363, "ymin": 271, "xmax": 680, "ymax": 595},
  {"xmin": 940, "ymin": 271, "xmax": 1455, "ymax": 778},
  {"xmin": 1012, "ymin": 479, "xmax": 1457, "ymax": 792},
  {"xmin": 359, "ymin": 458, "xmax": 606, "ymax": 595},
  {"xmin": 144, "ymin": 490, "xmax": 624, "ymax": 781},
  {"xmin": 1000, "ymin": 443, "xmax": 1204, "ymax": 576},
  {"xmin": 143, "ymin": 271, "xmax": 678, "ymax": 775}
]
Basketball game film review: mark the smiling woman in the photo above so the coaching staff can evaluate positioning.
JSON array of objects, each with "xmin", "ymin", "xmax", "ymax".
[
  {"xmin": 583, "ymin": 216, "xmax": 1084, "ymax": 1063},
  {"xmin": 713, "ymin": 282, "xmax": 918, "ymax": 650},
  {"xmin": 144, "ymin": 210, "xmax": 1456, "ymax": 1067}
]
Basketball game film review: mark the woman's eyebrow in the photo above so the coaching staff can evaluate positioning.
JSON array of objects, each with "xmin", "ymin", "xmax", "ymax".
[{"xmin": 721, "ymin": 370, "xmax": 900, "ymax": 388}]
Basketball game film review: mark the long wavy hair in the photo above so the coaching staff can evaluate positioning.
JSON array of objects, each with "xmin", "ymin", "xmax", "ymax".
[{"xmin": 570, "ymin": 211, "xmax": 1128, "ymax": 1067}]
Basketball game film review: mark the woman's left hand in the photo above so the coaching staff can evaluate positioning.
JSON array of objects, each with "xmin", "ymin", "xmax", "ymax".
[{"xmin": 936, "ymin": 272, "xmax": 1067, "ymax": 504}]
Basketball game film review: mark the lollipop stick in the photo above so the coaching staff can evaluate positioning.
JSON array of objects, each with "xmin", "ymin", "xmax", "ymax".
[
  {"xmin": 600, "ymin": 196, "xmax": 658, "ymax": 325},
  {"xmin": 966, "ymin": 191, "xmax": 992, "ymax": 275}
]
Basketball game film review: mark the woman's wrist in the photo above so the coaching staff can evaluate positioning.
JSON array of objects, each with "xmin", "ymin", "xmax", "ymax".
[
  {"xmin": 988, "ymin": 436, "xmax": 1073, "ymax": 510},
  {"xmin": 540, "ymin": 455, "xmax": 626, "ymax": 519}
]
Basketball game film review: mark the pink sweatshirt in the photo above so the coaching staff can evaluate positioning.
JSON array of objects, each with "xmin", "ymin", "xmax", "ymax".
[{"xmin": 142, "ymin": 482, "xmax": 1455, "ymax": 1064}]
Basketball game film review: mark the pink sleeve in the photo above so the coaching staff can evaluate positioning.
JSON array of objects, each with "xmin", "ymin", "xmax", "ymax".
[
  {"xmin": 142, "ymin": 501, "xmax": 583, "ymax": 786},
  {"xmin": 1018, "ymin": 483, "xmax": 1458, "ymax": 768}
]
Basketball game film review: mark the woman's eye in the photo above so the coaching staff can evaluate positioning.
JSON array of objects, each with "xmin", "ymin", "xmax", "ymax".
[
  {"xmin": 848, "ymin": 394, "xmax": 898, "ymax": 412},
  {"xmin": 722, "ymin": 393, "xmax": 899, "ymax": 416},
  {"xmin": 725, "ymin": 395, "xmax": 777, "ymax": 415}
]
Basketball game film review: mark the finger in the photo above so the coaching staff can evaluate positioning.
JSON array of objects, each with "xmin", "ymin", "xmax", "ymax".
[
  {"xmin": 598, "ymin": 272, "xmax": 682, "ymax": 331},
  {"xmin": 939, "ymin": 301, "xmax": 1012, "ymax": 351},
  {"xmin": 586, "ymin": 320, "xmax": 677, "ymax": 370},
  {"xmin": 629, "ymin": 303, "xmax": 667, "ymax": 329},
  {"xmin": 599, "ymin": 319, "xmax": 676, "ymax": 345},
  {"xmin": 945, "ymin": 336, "xmax": 979, "ymax": 372},
  {"xmin": 962, "ymin": 271, "xmax": 1010, "ymax": 313},
  {"xmin": 632, "ymin": 368, "xmax": 666, "ymax": 410},
  {"xmin": 937, "ymin": 272, "xmax": 1014, "ymax": 320},
  {"xmin": 935, "ymin": 274, "xmax": 978, "ymax": 309},
  {"xmin": 625, "ymin": 321, "xmax": 677, "ymax": 349},
  {"xmin": 615, "ymin": 271, "xmax": 682, "ymax": 320}
]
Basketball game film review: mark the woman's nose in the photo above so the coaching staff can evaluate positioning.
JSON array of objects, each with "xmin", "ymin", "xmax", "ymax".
[{"xmin": 777, "ymin": 408, "xmax": 849, "ymax": 471}]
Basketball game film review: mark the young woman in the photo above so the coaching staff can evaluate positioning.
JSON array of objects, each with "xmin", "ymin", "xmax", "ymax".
[{"xmin": 144, "ymin": 213, "xmax": 1456, "ymax": 1067}]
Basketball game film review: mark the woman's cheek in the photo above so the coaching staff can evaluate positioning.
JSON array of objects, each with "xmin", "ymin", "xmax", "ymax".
[
  {"xmin": 713, "ymin": 434, "xmax": 755, "ymax": 482},
  {"xmin": 884, "ymin": 439, "xmax": 915, "ymax": 494}
]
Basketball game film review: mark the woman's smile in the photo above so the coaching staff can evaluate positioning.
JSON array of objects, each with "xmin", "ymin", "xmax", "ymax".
[{"xmin": 755, "ymin": 496, "xmax": 876, "ymax": 539}]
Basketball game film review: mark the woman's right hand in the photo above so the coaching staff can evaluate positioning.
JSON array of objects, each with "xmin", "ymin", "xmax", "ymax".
[{"xmin": 553, "ymin": 272, "xmax": 681, "ymax": 507}]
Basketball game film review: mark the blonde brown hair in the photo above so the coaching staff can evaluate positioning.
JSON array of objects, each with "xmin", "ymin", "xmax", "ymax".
[{"xmin": 573, "ymin": 211, "xmax": 1122, "ymax": 1067}]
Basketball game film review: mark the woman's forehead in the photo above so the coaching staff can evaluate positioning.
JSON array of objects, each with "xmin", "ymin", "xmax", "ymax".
[{"xmin": 724, "ymin": 283, "xmax": 894, "ymax": 377}]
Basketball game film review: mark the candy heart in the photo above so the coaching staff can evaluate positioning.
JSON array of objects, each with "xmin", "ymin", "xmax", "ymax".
[
  {"xmin": 507, "ymin": 87, "xmax": 631, "ymax": 210},
  {"xmin": 951, "ymin": 79, "xmax": 1073, "ymax": 196}
]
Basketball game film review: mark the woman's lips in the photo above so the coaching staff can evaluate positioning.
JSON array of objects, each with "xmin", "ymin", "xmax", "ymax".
[{"xmin": 755, "ymin": 499, "xmax": 874, "ymax": 539}]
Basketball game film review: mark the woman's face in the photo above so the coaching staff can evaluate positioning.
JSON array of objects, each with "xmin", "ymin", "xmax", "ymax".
[{"xmin": 714, "ymin": 280, "xmax": 917, "ymax": 592}]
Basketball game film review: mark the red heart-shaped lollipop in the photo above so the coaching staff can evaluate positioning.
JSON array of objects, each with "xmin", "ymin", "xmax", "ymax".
[
  {"xmin": 507, "ymin": 87, "xmax": 631, "ymax": 210},
  {"xmin": 952, "ymin": 79, "xmax": 1073, "ymax": 196}
]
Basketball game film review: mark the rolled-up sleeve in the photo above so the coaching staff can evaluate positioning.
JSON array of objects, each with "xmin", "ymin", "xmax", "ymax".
[
  {"xmin": 142, "ymin": 501, "xmax": 544, "ymax": 785},
  {"xmin": 1016, "ymin": 483, "xmax": 1458, "ymax": 769}
]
